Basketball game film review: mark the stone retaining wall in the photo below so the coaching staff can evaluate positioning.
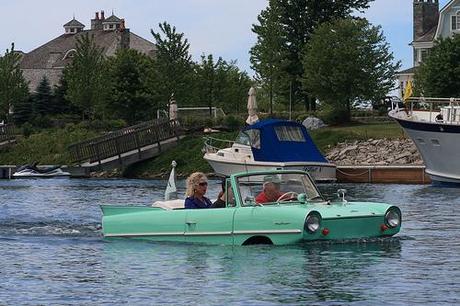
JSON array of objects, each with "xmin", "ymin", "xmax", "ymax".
[{"xmin": 325, "ymin": 138, "xmax": 423, "ymax": 165}]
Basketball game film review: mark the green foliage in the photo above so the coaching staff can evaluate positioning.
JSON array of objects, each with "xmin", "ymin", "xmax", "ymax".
[
  {"xmin": 193, "ymin": 54, "xmax": 252, "ymax": 114},
  {"xmin": 34, "ymin": 76, "xmax": 52, "ymax": 115},
  {"xmin": 21, "ymin": 122, "xmax": 34, "ymax": 138},
  {"xmin": 222, "ymin": 115, "xmax": 245, "ymax": 130},
  {"xmin": 106, "ymin": 49, "xmax": 155, "ymax": 124},
  {"xmin": 251, "ymin": 0, "xmax": 372, "ymax": 112},
  {"xmin": 302, "ymin": 18, "xmax": 400, "ymax": 123},
  {"xmin": 0, "ymin": 126, "xmax": 100, "ymax": 165},
  {"xmin": 151, "ymin": 22, "xmax": 194, "ymax": 106},
  {"xmin": 415, "ymin": 35, "xmax": 460, "ymax": 97},
  {"xmin": 250, "ymin": 0, "xmax": 287, "ymax": 114},
  {"xmin": 64, "ymin": 33, "xmax": 109, "ymax": 119},
  {"xmin": 0, "ymin": 43, "xmax": 29, "ymax": 121}
]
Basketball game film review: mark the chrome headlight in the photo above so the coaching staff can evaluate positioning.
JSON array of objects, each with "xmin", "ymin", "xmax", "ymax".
[
  {"xmin": 384, "ymin": 207, "xmax": 401, "ymax": 228},
  {"xmin": 305, "ymin": 212, "xmax": 321, "ymax": 233}
]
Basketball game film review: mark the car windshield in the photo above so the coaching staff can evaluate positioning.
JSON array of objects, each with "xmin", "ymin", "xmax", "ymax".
[{"xmin": 236, "ymin": 172, "xmax": 323, "ymax": 206}]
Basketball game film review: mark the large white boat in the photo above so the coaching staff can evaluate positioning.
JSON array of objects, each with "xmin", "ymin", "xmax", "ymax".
[
  {"xmin": 388, "ymin": 97, "xmax": 460, "ymax": 184},
  {"xmin": 203, "ymin": 119, "xmax": 336, "ymax": 182}
]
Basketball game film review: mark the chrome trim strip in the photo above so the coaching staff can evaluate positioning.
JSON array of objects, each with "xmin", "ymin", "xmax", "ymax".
[
  {"xmin": 104, "ymin": 229, "xmax": 301, "ymax": 237},
  {"xmin": 105, "ymin": 232, "xmax": 184, "ymax": 237},
  {"xmin": 184, "ymin": 231, "xmax": 232, "ymax": 236},
  {"xmin": 233, "ymin": 229, "xmax": 302, "ymax": 235}
]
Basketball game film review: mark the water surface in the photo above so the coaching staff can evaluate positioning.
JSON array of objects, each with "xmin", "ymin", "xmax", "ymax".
[{"xmin": 0, "ymin": 178, "xmax": 459, "ymax": 305}]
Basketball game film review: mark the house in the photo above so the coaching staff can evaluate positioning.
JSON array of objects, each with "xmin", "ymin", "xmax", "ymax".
[
  {"xmin": 395, "ymin": 0, "xmax": 460, "ymax": 98},
  {"xmin": 20, "ymin": 11, "xmax": 157, "ymax": 92}
]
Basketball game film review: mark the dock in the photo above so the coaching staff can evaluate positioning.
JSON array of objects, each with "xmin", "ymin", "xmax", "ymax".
[{"xmin": 336, "ymin": 165, "xmax": 431, "ymax": 184}]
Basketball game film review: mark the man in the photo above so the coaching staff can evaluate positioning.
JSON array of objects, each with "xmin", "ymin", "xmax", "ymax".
[{"xmin": 256, "ymin": 177, "xmax": 282, "ymax": 203}]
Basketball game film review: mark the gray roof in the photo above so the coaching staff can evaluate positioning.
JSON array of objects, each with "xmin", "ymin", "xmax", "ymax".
[
  {"xmin": 103, "ymin": 15, "xmax": 121, "ymax": 23},
  {"xmin": 64, "ymin": 18, "xmax": 85, "ymax": 28},
  {"xmin": 20, "ymin": 29, "xmax": 156, "ymax": 69}
]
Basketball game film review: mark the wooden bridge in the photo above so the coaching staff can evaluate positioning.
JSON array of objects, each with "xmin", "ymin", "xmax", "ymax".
[
  {"xmin": 0, "ymin": 124, "xmax": 16, "ymax": 149},
  {"xmin": 68, "ymin": 119, "xmax": 182, "ymax": 171}
]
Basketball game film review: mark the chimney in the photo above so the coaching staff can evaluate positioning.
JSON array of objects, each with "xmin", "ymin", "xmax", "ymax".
[
  {"xmin": 91, "ymin": 11, "xmax": 103, "ymax": 30},
  {"xmin": 413, "ymin": 0, "xmax": 439, "ymax": 41},
  {"xmin": 101, "ymin": 10, "xmax": 105, "ymax": 20}
]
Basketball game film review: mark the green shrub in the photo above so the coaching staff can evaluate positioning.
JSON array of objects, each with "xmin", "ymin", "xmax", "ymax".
[
  {"xmin": 222, "ymin": 115, "xmax": 244, "ymax": 130},
  {"xmin": 22, "ymin": 122, "xmax": 34, "ymax": 138}
]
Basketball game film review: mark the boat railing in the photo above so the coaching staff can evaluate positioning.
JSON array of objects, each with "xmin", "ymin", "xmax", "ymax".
[
  {"xmin": 393, "ymin": 97, "xmax": 460, "ymax": 124},
  {"xmin": 203, "ymin": 136, "xmax": 235, "ymax": 153}
]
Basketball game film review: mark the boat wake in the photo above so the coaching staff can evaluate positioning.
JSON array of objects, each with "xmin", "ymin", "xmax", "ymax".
[{"xmin": 0, "ymin": 220, "xmax": 101, "ymax": 238}]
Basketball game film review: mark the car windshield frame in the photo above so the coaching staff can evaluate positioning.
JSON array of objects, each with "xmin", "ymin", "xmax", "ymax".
[{"xmin": 233, "ymin": 171, "xmax": 323, "ymax": 206}]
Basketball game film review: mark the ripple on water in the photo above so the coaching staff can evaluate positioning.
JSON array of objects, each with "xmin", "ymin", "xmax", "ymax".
[{"xmin": 0, "ymin": 179, "xmax": 460, "ymax": 305}]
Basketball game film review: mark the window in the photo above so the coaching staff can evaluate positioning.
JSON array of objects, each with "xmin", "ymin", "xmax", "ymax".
[
  {"xmin": 274, "ymin": 126, "xmax": 306, "ymax": 142},
  {"xmin": 235, "ymin": 130, "xmax": 261, "ymax": 149},
  {"xmin": 452, "ymin": 12, "xmax": 460, "ymax": 31}
]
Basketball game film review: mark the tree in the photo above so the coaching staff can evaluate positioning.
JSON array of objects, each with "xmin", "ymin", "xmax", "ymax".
[
  {"xmin": 251, "ymin": 0, "xmax": 372, "ymax": 111},
  {"xmin": 64, "ymin": 33, "xmax": 108, "ymax": 119},
  {"xmin": 0, "ymin": 43, "xmax": 29, "ymax": 121},
  {"xmin": 34, "ymin": 76, "xmax": 52, "ymax": 115},
  {"xmin": 415, "ymin": 35, "xmax": 460, "ymax": 97},
  {"xmin": 151, "ymin": 22, "xmax": 193, "ymax": 108},
  {"xmin": 106, "ymin": 49, "xmax": 155, "ymax": 124},
  {"xmin": 302, "ymin": 18, "xmax": 400, "ymax": 123},
  {"xmin": 250, "ymin": 0, "xmax": 286, "ymax": 114}
]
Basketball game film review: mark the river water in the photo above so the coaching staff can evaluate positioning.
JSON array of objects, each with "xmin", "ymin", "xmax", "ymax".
[{"xmin": 0, "ymin": 178, "xmax": 459, "ymax": 305}]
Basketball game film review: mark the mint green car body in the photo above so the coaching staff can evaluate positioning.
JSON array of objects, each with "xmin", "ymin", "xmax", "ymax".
[{"xmin": 100, "ymin": 170, "xmax": 401, "ymax": 245}]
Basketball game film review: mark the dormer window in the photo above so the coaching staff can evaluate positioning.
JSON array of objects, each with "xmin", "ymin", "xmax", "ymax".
[
  {"xmin": 452, "ymin": 11, "xmax": 460, "ymax": 31},
  {"xmin": 63, "ymin": 49, "xmax": 77, "ymax": 60}
]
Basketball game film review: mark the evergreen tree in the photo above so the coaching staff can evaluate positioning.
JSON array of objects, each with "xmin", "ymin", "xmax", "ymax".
[
  {"xmin": 0, "ymin": 43, "xmax": 29, "ymax": 121},
  {"xmin": 415, "ymin": 35, "xmax": 460, "ymax": 97},
  {"xmin": 64, "ymin": 33, "xmax": 109, "ymax": 120},
  {"xmin": 151, "ymin": 22, "xmax": 193, "ymax": 108},
  {"xmin": 302, "ymin": 18, "xmax": 400, "ymax": 123},
  {"xmin": 53, "ymin": 75, "xmax": 74, "ymax": 115},
  {"xmin": 34, "ymin": 76, "xmax": 52, "ymax": 115},
  {"xmin": 106, "ymin": 49, "xmax": 155, "ymax": 124}
]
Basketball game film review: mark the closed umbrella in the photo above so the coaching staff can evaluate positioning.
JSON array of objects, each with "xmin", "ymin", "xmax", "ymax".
[{"xmin": 246, "ymin": 87, "xmax": 259, "ymax": 125}]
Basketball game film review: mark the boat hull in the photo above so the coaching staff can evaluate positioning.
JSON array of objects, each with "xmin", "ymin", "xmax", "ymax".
[
  {"xmin": 204, "ymin": 154, "xmax": 336, "ymax": 182},
  {"xmin": 390, "ymin": 112, "xmax": 460, "ymax": 184}
]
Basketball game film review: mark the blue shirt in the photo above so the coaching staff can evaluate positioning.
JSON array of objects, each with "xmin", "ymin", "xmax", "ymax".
[{"xmin": 185, "ymin": 196, "xmax": 212, "ymax": 209}]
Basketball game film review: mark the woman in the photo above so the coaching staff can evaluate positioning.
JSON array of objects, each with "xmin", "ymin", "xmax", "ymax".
[{"xmin": 185, "ymin": 172, "xmax": 212, "ymax": 209}]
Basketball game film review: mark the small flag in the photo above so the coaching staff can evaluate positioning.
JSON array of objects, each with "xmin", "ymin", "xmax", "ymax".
[{"xmin": 403, "ymin": 80, "xmax": 413, "ymax": 102}]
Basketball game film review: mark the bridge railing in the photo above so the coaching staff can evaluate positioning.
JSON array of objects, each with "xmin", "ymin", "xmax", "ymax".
[
  {"xmin": 68, "ymin": 119, "xmax": 181, "ymax": 164},
  {"xmin": 0, "ymin": 124, "xmax": 15, "ymax": 143}
]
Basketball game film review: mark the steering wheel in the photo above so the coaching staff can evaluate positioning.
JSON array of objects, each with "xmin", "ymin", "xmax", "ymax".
[{"xmin": 276, "ymin": 191, "xmax": 299, "ymax": 202}]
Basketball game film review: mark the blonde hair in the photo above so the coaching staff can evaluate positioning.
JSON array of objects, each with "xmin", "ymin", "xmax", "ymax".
[{"xmin": 185, "ymin": 172, "xmax": 207, "ymax": 197}]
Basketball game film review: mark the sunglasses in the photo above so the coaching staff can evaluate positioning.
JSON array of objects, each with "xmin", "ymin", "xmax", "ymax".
[{"xmin": 198, "ymin": 182, "xmax": 208, "ymax": 187}]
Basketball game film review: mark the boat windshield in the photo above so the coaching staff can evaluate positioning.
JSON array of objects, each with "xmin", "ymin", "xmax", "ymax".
[
  {"xmin": 236, "ymin": 172, "xmax": 323, "ymax": 206},
  {"xmin": 234, "ymin": 130, "xmax": 261, "ymax": 149}
]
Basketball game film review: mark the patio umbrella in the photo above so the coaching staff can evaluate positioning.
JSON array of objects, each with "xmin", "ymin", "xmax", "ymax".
[{"xmin": 246, "ymin": 87, "xmax": 259, "ymax": 125}]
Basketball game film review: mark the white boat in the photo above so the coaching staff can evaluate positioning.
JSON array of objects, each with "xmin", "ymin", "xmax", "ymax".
[
  {"xmin": 388, "ymin": 97, "xmax": 460, "ymax": 184},
  {"xmin": 203, "ymin": 119, "xmax": 336, "ymax": 182}
]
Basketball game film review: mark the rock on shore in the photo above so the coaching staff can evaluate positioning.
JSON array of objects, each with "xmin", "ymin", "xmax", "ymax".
[{"xmin": 325, "ymin": 138, "xmax": 423, "ymax": 165}]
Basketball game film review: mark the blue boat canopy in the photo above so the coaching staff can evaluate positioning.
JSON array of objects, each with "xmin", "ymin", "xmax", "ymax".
[{"xmin": 237, "ymin": 119, "xmax": 328, "ymax": 163}]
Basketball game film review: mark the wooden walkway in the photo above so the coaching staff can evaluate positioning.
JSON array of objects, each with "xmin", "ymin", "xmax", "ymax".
[
  {"xmin": 68, "ymin": 119, "xmax": 182, "ymax": 170},
  {"xmin": 0, "ymin": 124, "xmax": 16, "ymax": 149}
]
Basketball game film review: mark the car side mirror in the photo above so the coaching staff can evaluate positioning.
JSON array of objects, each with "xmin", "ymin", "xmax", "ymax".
[{"xmin": 337, "ymin": 189, "xmax": 347, "ymax": 203}]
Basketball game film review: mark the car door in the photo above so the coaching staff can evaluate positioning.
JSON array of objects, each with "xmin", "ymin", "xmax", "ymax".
[
  {"xmin": 184, "ymin": 207, "xmax": 235, "ymax": 245},
  {"xmin": 232, "ymin": 205, "xmax": 303, "ymax": 245}
]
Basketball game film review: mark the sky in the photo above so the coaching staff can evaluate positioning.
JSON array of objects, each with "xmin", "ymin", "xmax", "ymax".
[{"xmin": 0, "ymin": 0, "xmax": 451, "ymax": 76}]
